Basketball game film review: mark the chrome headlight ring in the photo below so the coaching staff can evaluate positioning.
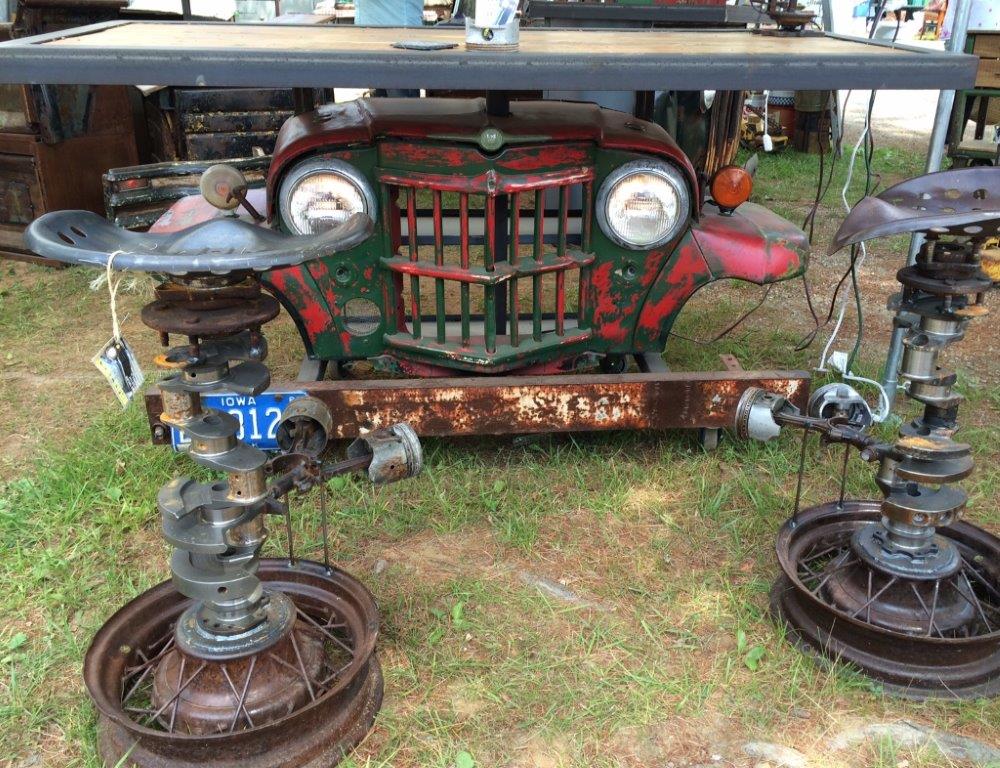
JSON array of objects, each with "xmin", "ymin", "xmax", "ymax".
[
  {"xmin": 595, "ymin": 159, "xmax": 691, "ymax": 250},
  {"xmin": 277, "ymin": 156, "xmax": 378, "ymax": 235}
]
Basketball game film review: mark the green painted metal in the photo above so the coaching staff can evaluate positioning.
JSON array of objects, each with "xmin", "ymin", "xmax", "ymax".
[
  {"xmin": 532, "ymin": 188, "xmax": 544, "ymax": 342},
  {"xmin": 270, "ymin": 140, "xmax": 802, "ymax": 372}
]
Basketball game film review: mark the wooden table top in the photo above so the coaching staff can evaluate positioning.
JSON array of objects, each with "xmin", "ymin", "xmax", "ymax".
[{"xmin": 0, "ymin": 21, "xmax": 978, "ymax": 91}]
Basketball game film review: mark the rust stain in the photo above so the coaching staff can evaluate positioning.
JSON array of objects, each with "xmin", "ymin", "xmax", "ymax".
[
  {"xmin": 146, "ymin": 371, "xmax": 811, "ymax": 443},
  {"xmin": 897, "ymin": 435, "xmax": 944, "ymax": 450}
]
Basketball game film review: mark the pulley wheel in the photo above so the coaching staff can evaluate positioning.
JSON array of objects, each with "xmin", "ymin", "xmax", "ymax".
[
  {"xmin": 772, "ymin": 500, "xmax": 1000, "ymax": 699},
  {"xmin": 141, "ymin": 293, "xmax": 280, "ymax": 337},
  {"xmin": 84, "ymin": 559, "xmax": 383, "ymax": 767}
]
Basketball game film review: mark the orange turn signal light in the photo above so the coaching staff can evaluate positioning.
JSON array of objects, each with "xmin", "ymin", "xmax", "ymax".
[{"xmin": 710, "ymin": 165, "xmax": 753, "ymax": 211}]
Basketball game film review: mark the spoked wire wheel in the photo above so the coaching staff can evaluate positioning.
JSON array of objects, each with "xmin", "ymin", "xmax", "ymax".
[
  {"xmin": 772, "ymin": 501, "xmax": 1000, "ymax": 699},
  {"xmin": 84, "ymin": 560, "xmax": 383, "ymax": 768}
]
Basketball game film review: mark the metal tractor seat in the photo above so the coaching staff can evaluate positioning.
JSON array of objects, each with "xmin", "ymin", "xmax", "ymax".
[
  {"xmin": 24, "ymin": 209, "xmax": 373, "ymax": 274},
  {"xmin": 830, "ymin": 166, "xmax": 1000, "ymax": 253}
]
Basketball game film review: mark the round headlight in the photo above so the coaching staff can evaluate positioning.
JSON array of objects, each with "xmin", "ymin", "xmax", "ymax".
[
  {"xmin": 278, "ymin": 157, "xmax": 377, "ymax": 235},
  {"xmin": 595, "ymin": 160, "xmax": 691, "ymax": 250}
]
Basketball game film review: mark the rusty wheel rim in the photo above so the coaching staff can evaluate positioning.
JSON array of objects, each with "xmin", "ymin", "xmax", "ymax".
[
  {"xmin": 772, "ymin": 500, "xmax": 1000, "ymax": 699},
  {"xmin": 84, "ymin": 559, "xmax": 382, "ymax": 767}
]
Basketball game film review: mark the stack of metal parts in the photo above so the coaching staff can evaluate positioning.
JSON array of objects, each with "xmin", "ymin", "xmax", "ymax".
[
  {"xmin": 737, "ymin": 167, "xmax": 1000, "ymax": 699},
  {"xmin": 749, "ymin": 0, "xmax": 817, "ymax": 33},
  {"xmin": 24, "ymin": 184, "xmax": 423, "ymax": 767}
]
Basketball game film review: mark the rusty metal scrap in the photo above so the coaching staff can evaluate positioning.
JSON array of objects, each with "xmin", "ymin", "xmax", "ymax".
[{"xmin": 146, "ymin": 370, "xmax": 810, "ymax": 442}]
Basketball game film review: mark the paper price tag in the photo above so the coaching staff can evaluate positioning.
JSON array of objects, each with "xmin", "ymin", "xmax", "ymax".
[
  {"xmin": 475, "ymin": 0, "xmax": 517, "ymax": 27},
  {"xmin": 92, "ymin": 336, "xmax": 145, "ymax": 408}
]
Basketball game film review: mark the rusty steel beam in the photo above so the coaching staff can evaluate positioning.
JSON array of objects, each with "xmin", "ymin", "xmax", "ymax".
[{"xmin": 145, "ymin": 370, "xmax": 810, "ymax": 443}]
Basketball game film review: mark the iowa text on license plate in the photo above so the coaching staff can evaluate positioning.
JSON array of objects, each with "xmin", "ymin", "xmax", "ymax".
[{"xmin": 170, "ymin": 391, "xmax": 307, "ymax": 451}]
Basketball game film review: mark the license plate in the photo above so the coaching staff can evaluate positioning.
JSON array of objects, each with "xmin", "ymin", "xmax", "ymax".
[{"xmin": 170, "ymin": 391, "xmax": 307, "ymax": 451}]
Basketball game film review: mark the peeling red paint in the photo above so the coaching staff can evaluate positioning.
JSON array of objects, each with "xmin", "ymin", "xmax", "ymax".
[
  {"xmin": 694, "ymin": 203, "xmax": 809, "ymax": 284},
  {"xmin": 381, "ymin": 142, "xmax": 480, "ymax": 167},
  {"xmin": 499, "ymin": 144, "xmax": 590, "ymax": 171},
  {"xmin": 379, "ymin": 167, "xmax": 594, "ymax": 196},
  {"xmin": 267, "ymin": 268, "xmax": 332, "ymax": 338},
  {"xmin": 590, "ymin": 250, "xmax": 668, "ymax": 345},
  {"xmin": 633, "ymin": 235, "xmax": 714, "ymax": 346}
]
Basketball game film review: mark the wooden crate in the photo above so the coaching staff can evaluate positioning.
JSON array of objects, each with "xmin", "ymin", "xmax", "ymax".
[
  {"xmin": 972, "ymin": 32, "xmax": 1000, "ymax": 88},
  {"xmin": 978, "ymin": 58, "xmax": 1000, "ymax": 89},
  {"xmin": 972, "ymin": 32, "xmax": 1000, "ymax": 59}
]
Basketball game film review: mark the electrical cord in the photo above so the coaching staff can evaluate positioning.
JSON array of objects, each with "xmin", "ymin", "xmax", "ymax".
[
  {"xmin": 814, "ymin": 88, "xmax": 892, "ymax": 421},
  {"xmin": 794, "ymin": 258, "xmax": 855, "ymax": 351},
  {"xmin": 668, "ymin": 284, "xmax": 773, "ymax": 346},
  {"xmin": 794, "ymin": 89, "xmax": 852, "ymax": 349},
  {"xmin": 801, "ymin": 111, "xmax": 839, "ymax": 243},
  {"xmin": 819, "ymin": 94, "xmax": 873, "ymax": 370},
  {"xmin": 668, "ymin": 90, "xmax": 872, "ymax": 355},
  {"xmin": 670, "ymin": 87, "xmax": 847, "ymax": 350}
]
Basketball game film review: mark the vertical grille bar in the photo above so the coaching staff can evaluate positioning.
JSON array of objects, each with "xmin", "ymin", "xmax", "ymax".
[
  {"xmin": 532, "ymin": 189, "xmax": 543, "ymax": 342},
  {"xmin": 380, "ymin": 165, "xmax": 595, "ymax": 363},
  {"xmin": 578, "ymin": 180, "xmax": 593, "ymax": 329},
  {"xmin": 380, "ymin": 184, "xmax": 400, "ymax": 332},
  {"xmin": 459, "ymin": 193, "xmax": 471, "ymax": 346},
  {"xmin": 406, "ymin": 187, "xmax": 421, "ymax": 339},
  {"xmin": 484, "ymin": 195, "xmax": 497, "ymax": 353},
  {"xmin": 581, "ymin": 180, "xmax": 593, "ymax": 251},
  {"xmin": 433, "ymin": 190, "xmax": 446, "ymax": 344},
  {"xmin": 555, "ymin": 185, "xmax": 570, "ymax": 337},
  {"xmin": 557, "ymin": 185, "xmax": 569, "ymax": 257},
  {"xmin": 509, "ymin": 192, "xmax": 520, "ymax": 348}
]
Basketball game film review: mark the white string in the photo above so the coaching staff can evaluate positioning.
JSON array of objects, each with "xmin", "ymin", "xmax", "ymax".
[
  {"xmin": 105, "ymin": 250, "xmax": 126, "ymax": 343},
  {"xmin": 819, "ymin": 92, "xmax": 868, "ymax": 372},
  {"xmin": 817, "ymin": 91, "xmax": 891, "ymax": 423},
  {"xmin": 843, "ymin": 370, "xmax": 891, "ymax": 422}
]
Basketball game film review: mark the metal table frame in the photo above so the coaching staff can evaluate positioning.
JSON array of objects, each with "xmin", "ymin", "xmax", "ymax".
[{"xmin": 0, "ymin": 22, "xmax": 979, "ymax": 91}]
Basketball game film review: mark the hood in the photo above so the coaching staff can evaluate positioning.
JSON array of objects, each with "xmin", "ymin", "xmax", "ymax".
[{"xmin": 268, "ymin": 97, "xmax": 698, "ymax": 207}]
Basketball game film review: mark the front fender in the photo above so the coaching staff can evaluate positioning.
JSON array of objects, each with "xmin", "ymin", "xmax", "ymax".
[
  {"xmin": 692, "ymin": 202, "xmax": 810, "ymax": 284},
  {"xmin": 632, "ymin": 203, "xmax": 809, "ymax": 349}
]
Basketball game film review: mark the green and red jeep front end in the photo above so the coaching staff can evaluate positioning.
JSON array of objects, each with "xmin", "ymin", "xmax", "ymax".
[{"xmin": 155, "ymin": 97, "xmax": 809, "ymax": 376}]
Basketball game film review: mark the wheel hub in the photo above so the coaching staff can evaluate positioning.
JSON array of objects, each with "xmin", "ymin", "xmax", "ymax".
[
  {"xmin": 851, "ymin": 521, "xmax": 962, "ymax": 581},
  {"xmin": 86, "ymin": 560, "xmax": 384, "ymax": 767},
  {"xmin": 151, "ymin": 622, "xmax": 326, "ymax": 736},
  {"xmin": 773, "ymin": 501, "xmax": 1000, "ymax": 698},
  {"xmin": 818, "ymin": 529, "xmax": 974, "ymax": 636}
]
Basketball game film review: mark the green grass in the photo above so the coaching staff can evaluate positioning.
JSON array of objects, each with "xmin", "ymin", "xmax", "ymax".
[
  {"xmin": 2, "ymin": 382, "xmax": 996, "ymax": 766},
  {"xmin": 1, "ymin": 142, "xmax": 998, "ymax": 767},
  {"xmin": 737, "ymin": 144, "xmax": 927, "ymax": 225}
]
